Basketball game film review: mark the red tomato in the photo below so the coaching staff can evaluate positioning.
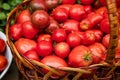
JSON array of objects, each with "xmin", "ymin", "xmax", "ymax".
[
  {"xmin": 37, "ymin": 34, "xmax": 52, "ymax": 43},
  {"xmin": 54, "ymin": 42, "xmax": 70, "ymax": 58},
  {"xmin": 0, "ymin": 55, "xmax": 8, "ymax": 72},
  {"xmin": 22, "ymin": 21, "xmax": 39, "ymax": 39},
  {"xmin": 0, "ymin": 38, "xmax": 6, "ymax": 54},
  {"xmin": 41, "ymin": 55, "xmax": 68, "ymax": 78},
  {"xmin": 62, "ymin": 0, "xmax": 76, "ymax": 4},
  {"xmin": 67, "ymin": 33, "xmax": 81, "ymax": 48},
  {"xmin": 37, "ymin": 41, "xmax": 52, "ymax": 57},
  {"xmin": 88, "ymin": 43, "xmax": 103, "ymax": 64},
  {"xmin": 69, "ymin": 4, "xmax": 86, "ymax": 21},
  {"xmin": 23, "ymin": 49, "xmax": 40, "ymax": 61},
  {"xmin": 80, "ymin": 0, "xmax": 94, "ymax": 5},
  {"xmin": 14, "ymin": 38, "xmax": 37, "ymax": 54},
  {"xmin": 82, "ymin": 30, "xmax": 96, "ymax": 46},
  {"xmin": 45, "ymin": 17, "xmax": 59, "ymax": 34},
  {"xmin": 102, "ymin": 34, "xmax": 110, "ymax": 48},
  {"xmin": 56, "ymin": 4, "xmax": 72, "ymax": 12},
  {"xmin": 31, "ymin": 10, "xmax": 50, "ymax": 29},
  {"xmin": 52, "ymin": 8, "xmax": 68, "ymax": 23},
  {"xmin": 61, "ymin": 19, "xmax": 80, "ymax": 33},
  {"xmin": 84, "ymin": 5, "xmax": 93, "ymax": 14},
  {"xmin": 100, "ymin": 18, "xmax": 110, "ymax": 34},
  {"xmin": 17, "ymin": 9, "xmax": 31, "ymax": 24},
  {"xmin": 52, "ymin": 29, "xmax": 67, "ymax": 42},
  {"xmin": 9, "ymin": 23, "xmax": 22, "ymax": 40},
  {"xmin": 92, "ymin": 30, "xmax": 103, "ymax": 42},
  {"xmin": 69, "ymin": 45, "xmax": 93, "ymax": 67}
]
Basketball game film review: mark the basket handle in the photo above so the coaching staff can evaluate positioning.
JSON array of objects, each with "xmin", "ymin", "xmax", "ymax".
[{"xmin": 105, "ymin": 0, "xmax": 119, "ymax": 64}]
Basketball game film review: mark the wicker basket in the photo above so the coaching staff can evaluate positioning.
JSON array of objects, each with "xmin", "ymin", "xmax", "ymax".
[{"xmin": 5, "ymin": 0, "xmax": 120, "ymax": 80}]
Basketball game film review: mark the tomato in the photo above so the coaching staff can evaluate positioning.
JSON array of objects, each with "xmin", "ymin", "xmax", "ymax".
[
  {"xmin": 52, "ymin": 28, "xmax": 67, "ymax": 42},
  {"xmin": 62, "ymin": 0, "xmax": 76, "ymax": 4},
  {"xmin": 22, "ymin": 21, "xmax": 39, "ymax": 39},
  {"xmin": 84, "ymin": 5, "xmax": 93, "ymax": 14},
  {"xmin": 69, "ymin": 45, "xmax": 93, "ymax": 67},
  {"xmin": 102, "ymin": 34, "xmax": 110, "ymax": 48},
  {"xmin": 14, "ymin": 38, "xmax": 37, "ymax": 54},
  {"xmin": 88, "ymin": 43, "xmax": 103, "ymax": 64},
  {"xmin": 69, "ymin": 4, "xmax": 86, "ymax": 21},
  {"xmin": 45, "ymin": 16, "xmax": 59, "ymax": 34},
  {"xmin": 44, "ymin": 0, "xmax": 59, "ymax": 10},
  {"xmin": 100, "ymin": 18, "xmax": 110, "ymax": 34},
  {"xmin": 92, "ymin": 30, "xmax": 103, "ymax": 42},
  {"xmin": 9, "ymin": 23, "xmax": 22, "ymax": 40},
  {"xmin": 52, "ymin": 7, "xmax": 68, "ymax": 23},
  {"xmin": 0, "ymin": 39, "xmax": 6, "ymax": 54},
  {"xmin": 82, "ymin": 30, "xmax": 96, "ymax": 46},
  {"xmin": 67, "ymin": 33, "xmax": 81, "ymax": 48},
  {"xmin": 23, "ymin": 49, "xmax": 40, "ymax": 61},
  {"xmin": 61, "ymin": 19, "xmax": 80, "ymax": 33},
  {"xmin": 56, "ymin": 4, "xmax": 72, "ymax": 12},
  {"xmin": 0, "ymin": 55, "xmax": 8, "ymax": 72},
  {"xmin": 54, "ymin": 42, "xmax": 70, "ymax": 58},
  {"xmin": 17, "ymin": 9, "xmax": 31, "ymax": 24},
  {"xmin": 31, "ymin": 10, "xmax": 50, "ymax": 29},
  {"xmin": 41, "ymin": 55, "xmax": 68, "ymax": 78},
  {"xmin": 37, "ymin": 41, "xmax": 52, "ymax": 57},
  {"xmin": 80, "ymin": 0, "xmax": 94, "ymax": 5},
  {"xmin": 30, "ymin": 0, "xmax": 47, "ymax": 11},
  {"xmin": 37, "ymin": 34, "xmax": 52, "ymax": 43}
]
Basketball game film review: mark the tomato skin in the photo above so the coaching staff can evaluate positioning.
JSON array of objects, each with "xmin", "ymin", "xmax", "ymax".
[
  {"xmin": 69, "ymin": 45, "xmax": 93, "ymax": 67},
  {"xmin": 9, "ymin": 23, "xmax": 22, "ymax": 40},
  {"xmin": 52, "ymin": 29, "xmax": 67, "ymax": 42},
  {"xmin": 23, "ymin": 49, "xmax": 40, "ymax": 61},
  {"xmin": 54, "ymin": 42, "xmax": 70, "ymax": 58},
  {"xmin": 37, "ymin": 34, "xmax": 52, "ymax": 43},
  {"xmin": 14, "ymin": 38, "xmax": 37, "ymax": 54},
  {"xmin": 41, "ymin": 55, "xmax": 68, "ymax": 77},
  {"xmin": 37, "ymin": 41, "xmax": 52, "ymax": 57},
  {"xmin": 80, "ymin": 0, "xmax": 94, "ymax": 5},
  {"xmin": 69, "ymin": 4, "xmax": 86, "ymax": 21},
  {"xmin": 22, "ymin": 21, "xmax": 39, "ymax": 39},
  {"xmin": 0, "ymin": 39, "xmax": 6, "ymax": 54},
  {"xmin": 31, "ymin": 10, "xmax": 50, "ymax": 29},
  {"xmin": 52, "ymin": 8, "xmax": 68, "ymax": 23},
  {"xmin": 62, "ymin": 0, "xmax": 76, "ymax": 4},
  {"xmin": 0, "ymin": 55, "xmax": 8, "ymax": 72},
  {"xmin": 61, "ymin": 19, "xmax": 80, "ymax": 33},
  {"xmin": 100, "ymin": 18, "xmax": 110, "ymax": 33},
  {"xmin": 84, "ymin": 5, "xmax": 93, "ymax": 14},
  {"xmin": 102, "ymin": 34, "xmax": 110, "ymax": 48},
  {"xmin": 92, "ymin": 30, "xmax": 103, "ymax": 42},
  {"xmin": 17, "ymin": 9, "xmax": 31, "ymax": 24},
  {"xmin": 67, "ymin": 33, "xmax": 81, "ymax": 48}
]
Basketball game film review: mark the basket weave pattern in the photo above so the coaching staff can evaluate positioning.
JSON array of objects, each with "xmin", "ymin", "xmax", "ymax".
[{"xmin": 6, "ymin": 0, "xmax": 120, "ymax": 80}]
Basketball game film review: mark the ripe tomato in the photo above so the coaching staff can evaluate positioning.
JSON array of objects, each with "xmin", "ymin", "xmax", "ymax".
[
  {"xmin": 84, "ymin": 5, "xmax": 93, "ymax": 14},
  {"xmin": 17, "ymin": 9, "xmax": 31, "ymax": 24},
  {"xmin": 0, "ymin": 38, "xmax": 6, "ymax": 54},
  {"xmin": 14, "ymin": 38, "xmax": 37, "ymax": 54},
  {"xmin": 41, "ymin": 55, "xmax": 68, "ymax": 78},
  {"xmin": 52, "ymin": 7, "xmax": 68, "ymax": 23},
  {"xmin": 0, "ymin": 55, "xmax": 8, "ymax": 72},
  {"xmin": 80, "ymin": 0, "xmax": 94, "ymax": 5},
  {"xmin": 69, "ymin": 45, "xmax": 93, "ymax": 67},
  {"xmin": 31, "ymin": 10, "xmax": 50, "ymax": 29},
  {"xmin": 82, "ymin": 30, "xmax": 96, "ymax": 46},
  {"xmin": 37, "ymin": 41, "xmax": 52, "ymax": 57},
  {"xmin": 9, "ymin": 23, "xmax": 22, "ymax": 40},
  {"xmin": 62, "ymin": 0, "xmax": 76, "ymax": 4},
  {"xmin": 45, "ymin": 16, "xmax": 59, "ymax": 34},
  {"xmin": 69, "ymin": 4, "xmax": 86, "ymax": 21},
  {"xmin": 102, "ymin": 34, "xmax": 110, "ymax": 48},
  {"xmin": 52, "ymin": 28, "xmax": 67, "ymax": 42},
  {"xmin": 22, "ymin": 21, "xmax": 39, "ymax": 39},
  {"xmin": 23, "ymin": 49, "xmax": 40, "ymax": 61},
  {"xmin": 92, "ymin": 30, "xmax": 103, "ymax": 42},
  {"xmin": 37, "ymin": 34, "xmax": 52, "ymax": 43},
  {"xmin": 100, "ymin": 18, "xmax": 110, "ymax": 34},
  {"xmin": 61, "ymin": 19, "xmax": 80, "ymax": 33},
  {"xmin": 54, "ymin": 42, "xmax": 70, "ymax": 58},
  {"xmin": 67, "ymin": 33, "xmax": 81, "ymax": 48}
]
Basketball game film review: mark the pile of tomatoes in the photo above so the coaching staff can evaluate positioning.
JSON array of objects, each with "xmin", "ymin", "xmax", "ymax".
[
  {"xmin": 0, "ymin": 38, "xmax": 8, "ymax": 73},
  {"xmin": 9, "ymin": 0, "xmax": 120, "ymax": 78}
]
